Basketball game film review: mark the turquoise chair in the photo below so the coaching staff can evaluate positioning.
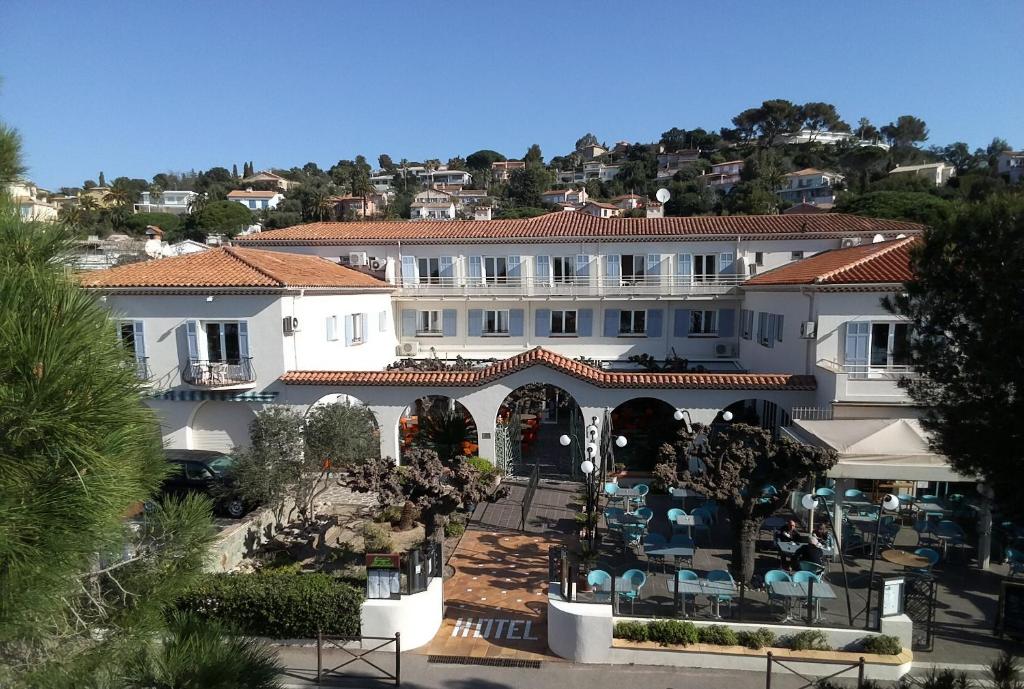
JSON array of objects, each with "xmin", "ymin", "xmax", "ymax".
[
  {"xmin": 617, "ymin": 569, "xmax": 647, "ymax": 613},
  {"xmin": 707, "ymin": 569, "xmax": 736, "ymax": 617},
  {"xmin": 764, "ymin": 569, "xmax": 792, "ymax": 617},
  {"xmin": 799, "ymin": 560, "xmax": 826, "ymax": 578},
  {"xmin": 793, "ymin": 570, "xmax": 824, "ymax": 619},
  {"xmin": 815, "ymin": 487, "xmax": 835, "ymax": 498},
  {"xmin": 667, "ymin": 508, "xmax": 688, "ymax": 534},
  {"xmin": 844, "ymin": 488, "xmax": 866, "ymax": 501},
  {"xmin": 629, "ymin": 484, "xmax": 650, "ymax": 510},
  {"xmin": 675, "ymin": 569, "xmax": 700, "ymax": 614},
  {"xmin": 1006, "ymin": 547, "xmax": 1024, "ymax": 577},
  {"xmin": 914, "ymin": 547, "xmax": 941, "ymax": 575},
  {"xmin": 635, "ymin": 507, "xmax": 654, "ymax": 525},
  {"xmin": 587, "ymin": 569, "xmax": 612, "ymax": 602}
]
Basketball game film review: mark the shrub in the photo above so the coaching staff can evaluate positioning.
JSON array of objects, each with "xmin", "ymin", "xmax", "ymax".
[
  {"xmin": 613, "ymin": 621, "xmax": 649, "ymax": 643},
  {"xmin": 176, "ymin": 572, "xmax": 362, "ymax": 638},
  {"xmin": 647, "ymin": 619, "xmax": 699, "ymax": 647},
  {"xmin": 787, "ymin": 629, "xmax": 832, "ymax": 652},
  {"xmin": 698, "ymin": 624, "xmax": 738, "ymax": 646},
  {"xmin": 361, "ymin": 522, "xmax": 393, "ymax": 553},
  {"xmin": 444, "ymin": 516, "xmax": 466, "ymax": 538},
  {"xmin": 860, "ymin": 634, "xmax": 902, "ymax": 655},
  {"xmin": 375, "ymin": 505, "xmax": 403, "ymax": 524},
  {"xmin": 736, "ymin": 627, "xmax": 776, "ymax": 650}
]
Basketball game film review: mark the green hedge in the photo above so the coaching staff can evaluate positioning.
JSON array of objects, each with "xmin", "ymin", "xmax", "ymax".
[
  {"xmin": 736, "ymin": 627, "xmax": 776, "ymax": 650},
  {"xmin": 176, "ymin": 572, "xmax": 363, "ymax": 638},
  {"xmin": 613, "ymin": 620, "xmax": 699, "ymax": 646},
  {"xmin": 698, "ymin": 624, "xmax": 738, "ymax": 646},
  {"xmin": 860, "ymin": 634, "xmax": 902, "ymax": 655}
]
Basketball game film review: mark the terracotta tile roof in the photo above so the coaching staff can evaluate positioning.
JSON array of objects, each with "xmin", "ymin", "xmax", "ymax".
[
  {"xmin": 227, "ymin": 189, "xmax": 279, "ymax": 199},
  {"xmin": 280, "ymin": 347, "xmax": 817, "ymax": 391},
  {"xmin": 79, "ymin": 246, "xmax": 391, "ymax": 289},
  {"xmin": 745, "ymin": 237, "xmax": 917, "ymax": 286},
  {"xmin": 234, "ymin": 213, "xmax": 923, "ymax": 246}
]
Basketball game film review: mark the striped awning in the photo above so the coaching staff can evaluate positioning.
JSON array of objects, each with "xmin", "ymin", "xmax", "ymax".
[{"xmin": 150, "ymin": 390, "xmax": 278, "ymax": 403}]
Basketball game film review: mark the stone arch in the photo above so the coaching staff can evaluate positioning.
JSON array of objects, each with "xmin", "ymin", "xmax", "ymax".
[
  {"xmin": 492, "ymin": 383, "xmax": 584, "ymax": 477},
  {"xmin": 609, "ymin": 396, "xmax": 682, "ymax": 472},
  {"xmin": 720, "ymin": 397, "xmax": 793, "ymax": 432}
]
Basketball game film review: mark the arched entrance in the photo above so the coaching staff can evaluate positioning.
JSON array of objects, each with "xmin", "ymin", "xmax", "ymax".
[
  {"xmin": 305, "ymin": 393, "xmax": 381, "ymax": 465},
  {"xmin": 399, "ymin": 396, "xmax": 479, "ymax": 463},
  {"xmin": 494, "ymin": 384, "xmax": 583, "ymax": 477},
  {"xmin": 721, "ymin": 398, "xmax": 791, "ymax": 433},
  {"xmin": 609, "ymin": 397, "xmax": 682, "ymax": 472},
  {"xmin": 190, "ymin": 401, "xmax": 255, "ymax": 452}
]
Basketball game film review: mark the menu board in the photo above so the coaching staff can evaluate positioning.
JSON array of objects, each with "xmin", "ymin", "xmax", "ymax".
[
  {"xmin": 882, "ymin": 577, "xmax": 904, "ymax": 617},
  {"xmin": 997, "ymin": 581, "xmax": 1024, "ymax": 638}
]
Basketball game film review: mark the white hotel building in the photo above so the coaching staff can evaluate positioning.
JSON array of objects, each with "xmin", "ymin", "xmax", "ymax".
[{"xmin": 82, "ymin": 212, "xmax": 964, "ymax": 489}]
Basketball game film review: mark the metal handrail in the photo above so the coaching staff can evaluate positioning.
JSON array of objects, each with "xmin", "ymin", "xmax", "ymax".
[
  {"xmin": 816, "ymin": 359, "xmax": 919, "ymax": 380},
  {"xmin": 181, "ymin": 357, "xmax": 255, "ymax": 386},
  {"xmin": 396, "ymin": 274, "xmax": 745, "ymax": 297}
]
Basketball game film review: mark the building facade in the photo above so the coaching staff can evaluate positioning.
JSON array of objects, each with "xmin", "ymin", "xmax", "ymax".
[
  {"xmin": 776, "ymin": 168, "xmax": 845, "ymax": 205},
  {"xmin": 135, "ymin": 190, "xmax": 199, "ymax": 215}
]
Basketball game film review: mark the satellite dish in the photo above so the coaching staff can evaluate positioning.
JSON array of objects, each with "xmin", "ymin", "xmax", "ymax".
[
  {"xmin": 872, "ymin": 234, "xmax": 885, "ymax": 243},
  {"xmin": 655, "ymin": 188, "xmax": 671, "ymax": 203}
]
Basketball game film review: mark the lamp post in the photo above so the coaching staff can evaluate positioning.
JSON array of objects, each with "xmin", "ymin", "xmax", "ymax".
[
  {"xmin": 673, "ymin": 408, "xmax": 734, "ymax": 432},
  {"xmin": 801, "ymin": 493, "xmax": 854, "ymax": 626},
  {"xmin": 561, "ymin": 429, "xmax": 627, "ymax": 551},
  {"xmin": 863, "ymin": 493, "xmax": 901, "ymax": 629}
]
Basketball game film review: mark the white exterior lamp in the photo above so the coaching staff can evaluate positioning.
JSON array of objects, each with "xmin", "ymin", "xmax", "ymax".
[
  {"xmin": 559, "ymin": 434, "xmax": 572, "ymax": 447},
  {"xmin": 615, "ymin": 435, "xmax": 627, "ymax": 448},
  {"xmin": 580, "ymin": 460, "xmax": 595, "ymax": 476}
]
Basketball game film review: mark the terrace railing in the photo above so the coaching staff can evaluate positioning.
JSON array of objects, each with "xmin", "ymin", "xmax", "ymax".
[
  {"xmin": 395, "ymin": 275, "xmax": 745, "ymax": 299},
  {"xmin": 182, "ymin": 357, "xmax": 255, "ymax": 387}
]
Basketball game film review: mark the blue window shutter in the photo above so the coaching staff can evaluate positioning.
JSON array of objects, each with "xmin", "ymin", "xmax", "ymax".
[
  {"xmin": 326, "ymin": 316, "xmax": 337, "ymax": 341},
  {"xmin": 238, "ymin": 321, "xmax": 250, "ymax": 358},
  {"xmin": 578, "ymin": 308, "xmax": 593, "ymax": 337},
  {"xmin": 468, "ymin": 256, "xmax": 483, "ymax": 284},
  {"xmin": 186, "ymin": 320, "xmax": 199, "ymax": 360},
  {"xmin": 361, "ymin": 313, "xmax": 368, "ymax": 341},
  {"xmin": 439, "ymin": 256, "xmax": 453, "ymax": 280},
  {"xmin": 507, "ymin": 255, "xmax": 522, "ymax": 278},
  {"xmin": 343, "ymin": 316, "xmax": 353, "ymax": 346},
  {"xmin": 718, "ymin": 309, "xmax": 735, "ymax": 338},
  {"xmin": 677, "ymin": 253, "xmax": 692, "ymax": 281},
  {"xmin": 536, "ymin": 255, "xmax": 550, "ymax": 281},
  {"xmin": 605, "ymin": 254, "xmax": 620, "ymax": 279},
  {"xmin": 535, "ymin": 309, "xmax": 551, "ymax": 337},
  {"xmin": 576, "ymin": 254, "xmax": 590, "ymax": 278},
  {"xmin": 603, "ymin": 309, "xmax": 620, "ymax": 337},
  {"xmin": 776, "ymin": 314, "xmax": 784, "ymax": 342},
  {"xmin": 401, "ymin": 310, "xmax": 416, "ymax": 337},
  {"xmin": 719, "ymin": 252, "xmax": 735, "ymax": 275},
  {"xmin": 674, "ymin": 309, "xmax": 691, "ymax": 337},
  {"xmin": 468, "ymin": 309, "xmax": 483, "ymax": 337},
  {"xmin": 646, "ymin": 254, "xmax": 661, "ymax": 276},
  {"xmin": 509, "ymin": 309, "xmax": 524, "ymax": 337},
  {"xmin": 401, "ymin": 255, "xmax": 417, "ymax": 286},
  {"xmin": 132, "ymin": 320, "xmax": 146, "ymax": 361},
  {"xmin": 442, "ymin": 309, "xmax": 457, "ymax": 337},
  {"xmin": 647, "ymin": 309, "xmax": 663, "ymax": 338}
]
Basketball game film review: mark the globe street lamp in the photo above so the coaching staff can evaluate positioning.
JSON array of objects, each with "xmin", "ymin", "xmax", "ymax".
[
  {"xmin": 561, "ymin": 429, "xmax": 626, "ymax": 551},
  {"xmin": 864, "ymin": 493, "xmax": 901, "ymax": 629},
  {"xmin": 801, "ymin": 492, "xmax": 854, "ymax": 626}
]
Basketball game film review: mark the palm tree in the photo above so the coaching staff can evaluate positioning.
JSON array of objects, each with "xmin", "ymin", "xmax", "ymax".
[
  {"xmin": 127, "ymin": 612, "xmax": 283, "ymax": 689},
  {"xmin": 417, "ymin": 407, "xmax": 476, "ymax": 462}
]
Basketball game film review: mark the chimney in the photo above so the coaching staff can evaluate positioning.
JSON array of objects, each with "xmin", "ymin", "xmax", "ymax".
[{"xmin": 474, "ymin": 206, "xmax": 492, "ymax": 221}]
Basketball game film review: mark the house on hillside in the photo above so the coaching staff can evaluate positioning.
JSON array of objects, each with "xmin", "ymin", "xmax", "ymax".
[
  {"xmin": 226, "ymin": 188, "xmax": 284, "ymax": 211},
  {"xmin": 241, "ymin": 171, "xmax": 294, "ymax": 192},
  {"xmin": 579, "ymin": 201, "xmax": 621, "ymax": 219},
  {"xmin": 491, "ymin": 160, "xmax": 525, "ymax": 182},
  {"xmin": 135, "ymin": 190, "xmax": 199, "ymax": 215},
  {"xmin": 410, "ymin": 188, "xmax": 456, "ymax": 220},
  {"xmin": 612, "ymin": 194, "xmax": 644, "ymax": 211},
  {"xmin": 577, "ymin": 143, "xmax": 608, "ymax": 161},
  {"xmin": 888, "ymin": 162, "xmax": 956, "ymax": 187},
  {"xmin": 776, "ymin": 168, "xmax": 845, "ymax": 206},
  {"xmin": 329, "ymin": 193, "xmax": 388, "ymax": 219},
  {"xmin": 541, "ymin": 188, "xmax": 588, "ymax": 206},
  {"xmin": 5, "ymin": 180, "xmax": 59, "ymax": 221},
  {"xmin": 997, "ymin": 151, "xmax": 1024, "ymax": 185}
]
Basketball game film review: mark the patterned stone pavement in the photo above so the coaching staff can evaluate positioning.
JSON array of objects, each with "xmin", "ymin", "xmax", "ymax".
[{"xmin": 422, "ymin": 528, "xmax": 570, "ymax": 661}]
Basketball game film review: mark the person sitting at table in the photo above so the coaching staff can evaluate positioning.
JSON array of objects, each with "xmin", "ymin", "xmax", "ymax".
[
  {"xmin": 776, "ymin": 518, "xmax": 799, "ymax": 543},
  {"xmin": 813, "ymin": 523, "xmax": 835, "ymax": 553},
  {"xmin": 797, "ymin": 535, "xmax": 827, "ymax": 568}
]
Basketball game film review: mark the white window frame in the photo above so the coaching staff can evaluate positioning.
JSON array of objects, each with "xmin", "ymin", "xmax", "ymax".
[
  {"xmin": 417, "ymin": 257, "xmax": 441, "ymax": 285},
  {"xmin": 349, "ymin": 314, "xmax": 365, "ymax": 345},
  {"xmin": 326, "ymin": 315, "xmax": 339, "ymax": 341},
  {"xmin": 618, "ymin": 309, "xmax": 646, "ymax": 336},
  {"xmin": 483, "ymin": 256, "xmax": 508, "ymax": 284},
  {"xmin": 118, "ymin": 320, "xmax": 137, "ymax": 354},
  {"xmin": 620, "ymin": 255, "xmax": 646, "ymax": 285},
  {"xmin": 867, "ymin": 322, "xmax": 911, "ymax": 369},
  {"xmin": 417, "ymin": 310, "xmax": 443, "ymax": 335},
  {"xmin": 689, "ymin": 309, "xmax": 718, "ymax": 337},
  {"xmin": 378, "ymin": 310, "xmax": 388, "ymax": 332},
  {"xmin": 482, "ymin": 309, "xmax": 510, "ymax": 336},
  {"xmin": 693, "ymin": 254, "xmax": 718, "ymax": 283},
  {"xmin": 203, "ymin": 321, "xmax": 243, "ymax": 362},
  {"xmin": 552, "ymin": 256, "xmax": 576, "ymax": 284},
  {"xmin": 551, "ymin": 309, "xmax": 578, "ymax": 336}
]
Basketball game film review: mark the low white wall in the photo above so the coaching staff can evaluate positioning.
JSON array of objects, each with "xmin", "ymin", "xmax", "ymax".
[
  {"xmin": 361, "ymin": 577, "xmax": 443, "ymax": 650},
  {"xmin": 548, "ymin": 595, "xmax": 615, "ymax": 663}
]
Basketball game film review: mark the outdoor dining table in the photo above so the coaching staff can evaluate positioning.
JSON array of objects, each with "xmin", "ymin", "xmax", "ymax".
[
  {"xmin": 777, "ymin": 541, "xmax": 802, "ymax": 555},
  {"xmin": 671, "ymin": 578, "xmax": 736, "ymax": 618},
  {"xmin": 645, "ymin": 544, "xmax": 695, "ymax": 569},
  {"xmin": 768, "ymin": 580, "xmax": 836, "ymax": 622},
  {"xmin": 615, "ymin": 487, "xmax": 642, "ymax": 511},
  {"xmin": 881, "ymin": 549, "xmax": 930, "ymax": 569},
  {"xmin": 675, "ymin": 514, "xmax": 696, "ymax": 539}
]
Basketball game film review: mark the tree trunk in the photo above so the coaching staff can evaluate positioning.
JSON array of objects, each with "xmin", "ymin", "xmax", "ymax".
[
  {"xmin": 398, "ymin": 500, "xmax": 416, "ymax": 531},
  {"xmin": 422, "ymin": 509, "xmax": 444, "ymax": 542},
  {"xmin": 730, "ymin": 517, "xmax": 759, "ymax": 585}
]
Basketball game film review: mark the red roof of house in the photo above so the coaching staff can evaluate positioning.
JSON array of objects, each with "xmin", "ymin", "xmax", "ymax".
[
  {"xmin": 280, "ymin": 347, "xmax": 817, "ymax": 390},
  {"xmin": 745, "ymin": 237, "xmax": 917, "ymax": 286},
  {"xmin": 79, "ymin": 246, "xmax": 391, "ymax": 289},
  {"xmin": 234, "ymin": 213, "xmax": 923, "ymax": 246}
]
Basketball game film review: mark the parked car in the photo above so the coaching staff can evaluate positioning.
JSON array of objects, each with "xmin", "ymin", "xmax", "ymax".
[{"xmin": 161, "ymin": 449, "xmax": 248, "ymax": 518}]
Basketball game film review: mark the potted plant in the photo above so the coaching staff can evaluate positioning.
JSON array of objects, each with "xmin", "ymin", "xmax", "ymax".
[{"xmin": 576, "ymin": 541, "xmax": 599, "ymax": 591}]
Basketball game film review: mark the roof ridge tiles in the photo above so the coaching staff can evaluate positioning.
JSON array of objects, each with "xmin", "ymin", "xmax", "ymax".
[{"xmin": 812, "ymin": 236, "xmax": 916, "ymax": 284}]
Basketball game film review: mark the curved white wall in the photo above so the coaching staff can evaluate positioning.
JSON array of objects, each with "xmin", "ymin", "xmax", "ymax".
[{"xmin": 361, "ymin": 577, "xmax": 443, "ymax": 650}]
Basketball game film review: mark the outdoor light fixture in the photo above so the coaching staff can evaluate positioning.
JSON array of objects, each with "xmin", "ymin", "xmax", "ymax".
[
  {"xmin": 559, "ymin": 434, "xmax": 572, "ymax": 447},
  {"xmin": 722, "ymin": 411, "xmax": 734, "ymax": 422},
  {"xmin": 586, "ymin": 442, "xmax": 598, "ymax": 457},
  {"xmin": 615, "ymin": 435, "xmax": 628, "ymax": 448},
  {"xmin": 880, "ymin": 494, "xmax": 900, "ymax": 512},
  {"xmin": 580, "ymin": 460, "xmax": 595, "ymax": 475},
  {"xmin": 585, "ymin": 424, "xmax": 598, "ymax": 438},
  {"xmin": 801, "ymin": 493, "xmax": 819, "ymax": 511},
  {"xmin": 206, "ymin": 295, "xmax": 215, "ymax": 302},
  {"xmin": 864, "ymin": 493, "xmax": 901, "ymax": 628},
  {"xmin": 673, "ymin": 409, "xmax": 685, "ymax": 421}
]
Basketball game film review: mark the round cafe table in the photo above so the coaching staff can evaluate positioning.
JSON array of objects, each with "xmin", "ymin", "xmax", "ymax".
[{"xmin": 881, "ymin": 549, "xmax": 930, "ymax": 569}]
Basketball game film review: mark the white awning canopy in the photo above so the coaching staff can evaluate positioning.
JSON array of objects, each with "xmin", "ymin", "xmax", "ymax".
[{"xmin": 783, "ymin": 418, "xmax": 973, "ymax": 482}]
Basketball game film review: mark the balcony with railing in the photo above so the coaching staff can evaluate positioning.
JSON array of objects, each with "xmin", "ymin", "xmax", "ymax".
[
  {"xmin": 816, "ymin": 359, "xmax": 919, "ymax": 403},
  {"xmin": 182, "ymin": 357, "xmax": 256, "ymax": 388},
  {"xmin": 133, "ymin": 357, "xmax": 150, "ymax": 381},
  {"xmin": 395, "ymin": 275, "xmax": 745, "ymax": 299}
]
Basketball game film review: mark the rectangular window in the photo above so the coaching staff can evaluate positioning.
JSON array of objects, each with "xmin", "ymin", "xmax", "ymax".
[
  {"xmin": 119, "ymin": 321, "xmax": 136, "ymax": 354},
  {"xmin": 552, "ymin": 256, "xmax": 576, "ymax": 283},
  {"xmin": 791, "ymin": 251, "xmax": 804, "ymax": 260},
  {"xmin": 868, "ymin": 322, "xmax": 911, "ymax": 367},
  {"xmin": 620, "ymin": 255, "xmax": 645, "ymax": 284},
  {"xmin": 205, "ymin": 322, "xmax": 241, "ymax": 363},
  {"xmin": 260, "ymin": 200, "xmax": 269, "ymax": 209},
  {"xmin": 693, "ymin": 254, "xmax": 718, "ymax": 282},
  {"xmin": 379, "ymin": 310, "xmax": 388, "ymax": 332},
  {"xmin": 482, "ymin": 309, "xmax": 509, "ymax": 335},
  {"xmin": 619, "ymin": 309, "xmax": 646, "ymax": 335},
  {"xmin": 248, "ymin": 200, "xmax": 256, "ymax": 209},
  {"xmin": 484, "ymin": 257, "xmax": 507, "ymax": 284},
  {"xmin": 689, "ymin": 310, "xmax": 718, "ymax": 336},
  {"xmin": 551, "ymin": 310, "xmax": 577, "ymax": 336},
  {"xmin": 757, "ymin": 312, "xmax": 769, "ymax": 346},
  {"xmin": 417, "ymin": 310, "xmax": 442, "ymax": 335},
  {"xmin": 417, "ymin": 257, "xmax": 440, "ymax": 284},
  {"xmin": 755, "ymin": 252, "xmax": 764, "ymax": 266},
  {"xmin": 349, "ymin": 314, "xmax": 365, "ymax": 344},
  {"xmin": 326, "ymin": 315, "xmax": 339, "ymax": 341}
]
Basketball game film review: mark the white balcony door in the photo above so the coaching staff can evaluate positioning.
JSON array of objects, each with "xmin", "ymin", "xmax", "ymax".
[{"xmin": 844, "ymin": 322, "xmax": 870, "ymax": 376}]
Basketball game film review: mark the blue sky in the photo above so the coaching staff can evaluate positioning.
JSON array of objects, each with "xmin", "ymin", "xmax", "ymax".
[{"xmin": 1, "ymin": 1, "xmax": 1021, "ymax": 190}]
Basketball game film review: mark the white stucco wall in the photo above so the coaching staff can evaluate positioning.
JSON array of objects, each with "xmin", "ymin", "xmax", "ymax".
[
  {"xmin": 361, "ymin": 576, "xmax": 443, "ymax": 650},
  {"xmin": 283, "ymin": 292, "xmax": 396, "ymax": 371}
]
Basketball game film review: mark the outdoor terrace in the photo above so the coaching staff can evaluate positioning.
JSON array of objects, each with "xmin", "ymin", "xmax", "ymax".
[{"xmin": 395, "ymin": 275, "xmax": 745, "ymax": 299}]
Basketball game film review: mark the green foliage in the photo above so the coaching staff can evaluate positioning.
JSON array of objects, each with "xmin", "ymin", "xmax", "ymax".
[
  {"xmin": 444, "ymin": 517, "xmax": 466, "ymax": 538},
  {"xmin": 987, "ymin": 651, "xmax": 1022, "ymax": 689},
  {"xmin": 495, "ymin": 206, "xmax": 547, "ymax": 219},
  {"xmin": 506, "ymin": 165, "xmax": 553, "ymax": 208},
  {"xmin": 361, "ymin": 522, "xmax": 394, "ymax": 553},
  {"xmin": 375, "ymin": 505, "xmax": 403, "ymax": 524},
  {"xmin": 613, "ymin": 621, "xmax": 649, "ymax": 642},
  {"xmin": 698, "ymin": 625, "xmax": 738, "ymax": 646},
  {"xmin": 232, "ymin": 406, "xmax": 305, "ymax": 524},
  {"xmin": 191, "ymin": 199, "xmax": 253, "ymax": 236},
  {"xmin": 0, "ymin": 121, "xmax": 26, "ymax": 182},
  {"xmin": 645, "ymin": 619, "xmax": 699, "ymax": 647},
  {"xmin": 305, "ymin": 401, "xmax": 379, "ymax": 469},
  {"xmin": 906, "ymin": 667, "xmax": 972, "ymax": 689},
  {"xmin": 888, "ymin": 197, "xmax": 1024, "ymax": 517},
  {"xmin": 835, "ymin": 190, "xmax": 953, "ymax": 226},
  {"xmin": 736, "ymin": 627, "xmax": 776, "ymax": 650},
  {"xmin": 417, "ymin": 407, "xmax": 476, "ymax": 462},
  {"xmin": 466, "ymin": 149, "xmax": 506, "ymax": 170},
  {"xmin": 176, "ymin": 572, "xmax": 363, "ymax": 638},
  {"xmin": 787, "ymin": 629, "xmax": 832, "ymax": 651},
  {"xmin": 123, "ymin": 211, "xmax": 183, "ymax": 235},
  {"xmin": 860, "ymin": 634, "xmax": 902, "ymax": 655}
]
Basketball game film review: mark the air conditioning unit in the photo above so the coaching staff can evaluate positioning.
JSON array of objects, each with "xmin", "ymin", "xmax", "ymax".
[
  {"xmin": 714, "ymin": 343, "xmax": 738, "ymax": 358},
  {"xmin": 840, "ymin": 237, "xmax": 862, "ymax": 248},
  {"xmin": 349, "ymin": 251, "xmax": 368, "ymax": 266},
  {"xmin": 396, "ymin": 342, "xmax": 419, "ymax": 356},
  {"xmin": 369, "ymin": 257, "xmax": 387, "ymax": 271},
  {"xmin": 282, "ymin": 316, "xmax": 300, "ymax": 334},
  {"xmin": 800, "ymin": 321, "xmax": 817, "ymax": 339}
]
